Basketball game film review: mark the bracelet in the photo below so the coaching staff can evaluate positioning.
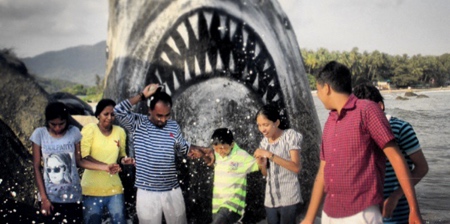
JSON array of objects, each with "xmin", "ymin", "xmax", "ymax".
[
  {"xmin": 140, "ymin": 92, "xmax": 146, "ymax": 101},
  {"xmin": 269, "ymin": 153, "xmax": 275, "ymax": 160}
]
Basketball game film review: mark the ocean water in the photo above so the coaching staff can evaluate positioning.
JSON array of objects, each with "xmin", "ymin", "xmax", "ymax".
[{"xmin": 312, "ymin": 90, "xmax": 450, "ymax": 223}]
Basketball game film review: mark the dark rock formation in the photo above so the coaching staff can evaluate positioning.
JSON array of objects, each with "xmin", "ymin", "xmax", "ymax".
[
  {"xmin": 49, "ymin": 92, "xmax": 94, "ymax": 116},
  {"xmin": 0, "ymin": 50, "xmax": 49, "ymax": 152},
  {"xmin": 0, "ymin": 50, "xmax": 87, "ymax": 223},
  {"xmin": 104, "ymin": 0, "xmax": 321, "ymax": 223},
  {"xmin": 404, "ymin": 91, "xmax": 418, "ymax": 97},
  {"xmin": 0, "ymin": 50, "xmax": 50, "ymax": 223},
  {"xmin": 396, "ymin": 96, "xmax": 409, "ymax": 100},
  {"xmin": 0, "ymin": 119, "xmax": 37, "ymax": 223},
  {"xmin": 417, "ymin": 94, "xmax": 429, "ymax": 98}
]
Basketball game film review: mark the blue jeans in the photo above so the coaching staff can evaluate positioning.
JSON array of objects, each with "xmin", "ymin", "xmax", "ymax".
[
  {"xmin": 83, "ymin": 194, "xmax": 126, "ymax": 224},
  {"xmin": 265, "ymin": 203, "xmax": 300, "ymax": 224}
]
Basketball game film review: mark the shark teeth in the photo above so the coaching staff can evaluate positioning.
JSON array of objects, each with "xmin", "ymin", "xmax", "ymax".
[{"xmin": 150, "ymin": 8, "xmax": 284, "ymax": 108}]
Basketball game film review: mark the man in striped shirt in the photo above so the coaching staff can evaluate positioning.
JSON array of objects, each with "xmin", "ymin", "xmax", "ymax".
[
  {"xmin": 114, "ymin": 83, "xmax": 208, "ymax": 224},
  {"xmin": 354, "ymin": 83, "xmax": 428, "ymax": 224}
]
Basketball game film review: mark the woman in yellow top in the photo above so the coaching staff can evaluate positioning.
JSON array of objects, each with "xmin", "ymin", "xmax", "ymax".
[{"xmin": 80, "ymin": 99, "xmax": 135, "ymax": 224}]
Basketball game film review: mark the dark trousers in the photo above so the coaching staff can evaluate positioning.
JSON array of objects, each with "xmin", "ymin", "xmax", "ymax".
[
  {"xmin": 38, "ymin": 202, "xmax": 83, "ymax": 224},
  {"xmin": 265, "ymin": 203, "xmax": 300, "ymax": 224},
  {"xmin": 212, "ymin": 208, "xmax": 241, "ymax": 224}
]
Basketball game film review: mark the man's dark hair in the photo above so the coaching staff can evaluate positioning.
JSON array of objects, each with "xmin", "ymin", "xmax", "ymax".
[
  {"xmin": 316, "ymin": 61, "xmax": 352, "ymax": 94},
  {"xmin": 149, "ymin": 91, "xmax": 172, "ymax": 110},
  {"xmin": 353, "ymin": 83, "xmax": 384, "ymax": 105},
  {"xmin": 211, "ymin": 128, "xmax": 234, "ymax": 145}
]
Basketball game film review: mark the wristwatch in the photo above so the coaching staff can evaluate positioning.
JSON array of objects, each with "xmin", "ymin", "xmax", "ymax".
[
  {"xmin": 140, "ymin": 92, "xmax": 146, "ymax": 101},
  {"xmin": 270, "ymin": 153, "xmax": 275, "ymax": 160}
]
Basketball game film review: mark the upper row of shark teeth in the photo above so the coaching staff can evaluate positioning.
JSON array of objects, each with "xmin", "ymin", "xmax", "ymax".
[{"xmin": 151, "ymin": 9, "xmax": 283, "ymax": 105}]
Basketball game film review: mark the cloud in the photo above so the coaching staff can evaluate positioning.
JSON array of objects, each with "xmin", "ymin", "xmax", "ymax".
[
  {"xmin": 1, "ymin": 0, "xmax": 448, "ymax": 57},
  {"xmin": 281, "ymin": 0, "xmax": 450, "ymax": 55},
  {"xmin": 0, "ymin": 0, "xmax": 107, "ymax": 57}
]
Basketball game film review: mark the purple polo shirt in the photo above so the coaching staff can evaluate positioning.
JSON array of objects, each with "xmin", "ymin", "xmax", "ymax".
[{"xmin": 320, "ymin": 94, "xmax": 395, "ymax": 218}]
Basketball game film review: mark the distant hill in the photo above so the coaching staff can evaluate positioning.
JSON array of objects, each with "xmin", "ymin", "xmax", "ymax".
[{"xmin": 22, "ymin": 41, "xmax": 106, "ymax": 86}]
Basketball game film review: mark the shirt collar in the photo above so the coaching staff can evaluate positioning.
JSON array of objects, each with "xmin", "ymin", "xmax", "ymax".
[
  {"xmin": 330, "ymin": 94, "xmax": 357, "ymax": 116},
  {"xmin": 342, "ymin": 94, "xmax": 358, "ymax": 111}
]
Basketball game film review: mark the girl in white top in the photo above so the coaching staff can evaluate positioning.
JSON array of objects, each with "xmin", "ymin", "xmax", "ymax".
[{"xmin": 253, "ymin": 104, "xmax": 303, "ymax": 224}]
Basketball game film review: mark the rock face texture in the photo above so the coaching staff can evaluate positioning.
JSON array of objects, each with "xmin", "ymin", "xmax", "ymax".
[
  {"xmin": 0, "ymin": 50, "xmax": 47, "ymax": 222},
  {"xmin": 0, "ymin": 52, "xmax": 86, "ymax": 152},
  {"xmin": 0, "ymin": 50, "xmax": 50, "ymax": 152},
  {"xmin": 0, "ymin": 119, "xmax": 36, "ymax": 223},
  {"xmin": 104, "ymin": 0, "xmax": 321, "ymax": 222},
  {"xmin": 0, "ymin": 51, "xmax": 88, "ymax": 223}
]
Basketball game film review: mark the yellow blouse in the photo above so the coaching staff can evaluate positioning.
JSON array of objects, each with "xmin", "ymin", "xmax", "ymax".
[{"xmin": 80, "ymin": 123, "xmax": 127, "ymax": 196}]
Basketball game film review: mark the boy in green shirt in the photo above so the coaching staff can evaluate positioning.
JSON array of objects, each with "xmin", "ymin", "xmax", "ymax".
[{"xmin": 191, "ymin": 128, "xmax": 259, "ymax": 224}]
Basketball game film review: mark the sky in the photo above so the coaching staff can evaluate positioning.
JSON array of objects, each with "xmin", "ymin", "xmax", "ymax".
[{"xmin": 0, "ymin": 0, "xmax": 449, "ymax": 58}]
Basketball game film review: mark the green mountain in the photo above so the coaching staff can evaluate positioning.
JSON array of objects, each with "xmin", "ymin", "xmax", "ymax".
[{"xmin": 21, "ymin": 41, "xmax": 106, "ymax": 86}]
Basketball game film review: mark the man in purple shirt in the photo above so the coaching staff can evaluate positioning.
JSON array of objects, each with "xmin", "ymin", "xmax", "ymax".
[{"xmin": 301, "ymin": 61, "xmax": 422, "ymax": 224}]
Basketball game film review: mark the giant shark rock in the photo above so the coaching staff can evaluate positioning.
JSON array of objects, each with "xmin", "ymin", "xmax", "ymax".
[{"xmin": 104, "ymin": 0, "xmax": 321, "ymax": 222}]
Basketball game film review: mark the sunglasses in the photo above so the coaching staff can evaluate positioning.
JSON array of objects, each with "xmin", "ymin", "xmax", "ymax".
[{"xmin": 47, "ymin": 166, "xmax": 66, "ymax": 173}]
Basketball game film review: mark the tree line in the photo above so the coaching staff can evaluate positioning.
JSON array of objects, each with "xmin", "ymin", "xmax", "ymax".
[
  {"xmin": 60, "ymin": 74, "xmax": 104, "ymax": 102},
  {"xmin": 301, "ymin": 47, "xmax": 450, "ymax": 89}
]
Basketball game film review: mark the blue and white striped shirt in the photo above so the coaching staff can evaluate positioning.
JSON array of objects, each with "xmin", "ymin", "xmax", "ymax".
[
  {"xmin": 114, "ymin": 100, "xmax": 190, "ymax": 192},
  {"xmin": 384, "ymin": 115, "xmax": 421, "ymax": 224}
]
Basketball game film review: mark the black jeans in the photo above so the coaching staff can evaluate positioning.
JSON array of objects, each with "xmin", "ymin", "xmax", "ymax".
[{"xmin": 38, "ymin": 202, "xmax": 83, "ymax": 224}]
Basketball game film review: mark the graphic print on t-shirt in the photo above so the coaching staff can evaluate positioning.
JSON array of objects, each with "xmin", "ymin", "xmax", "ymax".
[{"xmin": 45, "ymin": 153, "xmax": 72, "ymax": 184}]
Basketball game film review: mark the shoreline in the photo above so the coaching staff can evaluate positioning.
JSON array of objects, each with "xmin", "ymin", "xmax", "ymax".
[
  {"xmin": 379, "ymin": 86, "xmax": 450, "ymax": 94},
  {"xmin": 311, "ymin": 86, "xmax": 450, "ymax": 96}
]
